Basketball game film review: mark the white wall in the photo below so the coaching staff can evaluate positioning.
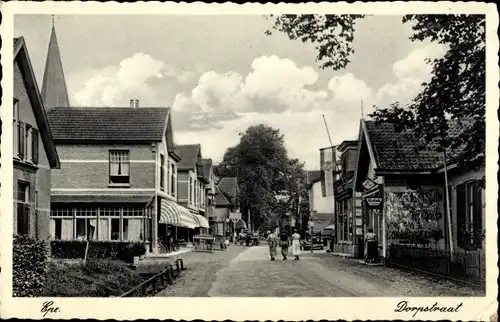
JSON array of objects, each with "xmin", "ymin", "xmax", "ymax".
[{"xmin": 310, "ymin": 181, "xmax": 334, "ymax": 214}]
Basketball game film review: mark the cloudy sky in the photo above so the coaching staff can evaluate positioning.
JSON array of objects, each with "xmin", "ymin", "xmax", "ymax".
[{"xmin": 14, "ymin": 14, "xmax": 445, "ymax": 170}]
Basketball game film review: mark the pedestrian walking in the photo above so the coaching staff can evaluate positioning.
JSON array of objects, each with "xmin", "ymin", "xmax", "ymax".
[
  {"xmin": 279, "ymin": 230, "xmax": 290, "ymax": 260},
  {"xmin": 291, "ymin": 229, "xmax": 301, "ymax": 260},
  {"xmin": 364, "ymin": 228, "xmax": 378, "ymax": 263},
  {"xmin": 266, "ymin": 230, "xmax": 278, "ymax": 261}
]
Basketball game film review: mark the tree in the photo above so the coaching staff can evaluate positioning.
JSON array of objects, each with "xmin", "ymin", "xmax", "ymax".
[
  {"xmin": 267, "ymin": 14, "xmax": 485, "ymax": 168},
  {"xmin": 214, "ymin": 125, "xmax": 308, "ymax": 230}
]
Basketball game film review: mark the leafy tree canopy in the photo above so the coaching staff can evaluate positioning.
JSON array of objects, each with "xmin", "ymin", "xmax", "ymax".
[
  {"xmin": 267, "ymin": 14, "xmax": 485, "ymax": 169},
  {"xmin": 215, "ymin": 124, "xmax": 309, "ymax": 229}
]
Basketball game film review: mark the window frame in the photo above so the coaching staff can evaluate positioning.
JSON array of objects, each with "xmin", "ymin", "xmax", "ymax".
[
  {"xmin": 170, "ymin": 163, "xmax": 176, "ymax": 197},
  {"xmin": 109, "ymin": 150, "xmax": 131, "ymax": 185},
  {"xmin": 160, "ymin": 154, "xmax": 165, "ymax": 190}
]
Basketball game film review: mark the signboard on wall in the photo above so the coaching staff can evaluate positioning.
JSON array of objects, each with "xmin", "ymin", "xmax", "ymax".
[{"xmin": 366, "ymin": 198, "xmax": 382, "ymax": 207}]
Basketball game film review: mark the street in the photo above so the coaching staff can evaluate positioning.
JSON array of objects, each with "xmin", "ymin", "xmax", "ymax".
[{"xmin": 157, "ymin": 243, "xmax": 484, "ymax": 297}]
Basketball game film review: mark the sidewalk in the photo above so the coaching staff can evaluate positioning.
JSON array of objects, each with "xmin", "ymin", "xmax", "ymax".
[{"xmin": 144, "ymin": 247, "xmax": 192, "ymax": 259}]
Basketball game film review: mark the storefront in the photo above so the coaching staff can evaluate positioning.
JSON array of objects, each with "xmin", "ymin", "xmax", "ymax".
[{"xmin": 361, "ymin": 178, "xmax": 384, "ymax": 259}]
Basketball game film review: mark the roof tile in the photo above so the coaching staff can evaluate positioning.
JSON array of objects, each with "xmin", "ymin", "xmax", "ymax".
[
  {"xmin": 47, "ymin": 107, "xmax": 169, "ymax": 142},
  {"xmin": 176, "ymin": 144, "xmax": 201, "ymax": 170}
]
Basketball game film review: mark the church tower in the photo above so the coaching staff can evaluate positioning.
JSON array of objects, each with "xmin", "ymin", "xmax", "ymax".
[{"xmin": 41, "ymin": 16, "xmax": 70, "ymax": 110}]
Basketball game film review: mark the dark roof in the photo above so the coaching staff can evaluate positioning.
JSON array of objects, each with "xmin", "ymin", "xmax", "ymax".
[
  {"xmin": 214, "ymin": 186, "xmax": 230, "ymax": 206},
  {"xmin": 307, "ymin": 170, "xmax": 321, "ymax": 185},
  {"xmin": 176, "ymin": 144, "xmax": 201, "ymax": 170},
  {"xmin": 14, "ymin": 37, "xmax": 60, "ymax": 169},
  {"xmin": 218, "ymin": 177, "xmax": 237, "ymax": 198},
  {"xmin": 364, "ymin": 120, "xmax": 441, "ymax": 171},
  {"xmin": 52, "ymin": 194, "xmax": 153, "ymax": 204},
  {"xmin": 363, "ymin": 118, "xmax": 471, "ymax": 172},
  {"xmin": 47, "ymin": 107, "xmax": 170, "ymax": 142},
  {"xmin": 201, "ymin": 158, "xmax": 213, "ymax": 179}
]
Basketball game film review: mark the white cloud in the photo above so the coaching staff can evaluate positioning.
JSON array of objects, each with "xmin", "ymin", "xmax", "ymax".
[
  {"xmin": 375, "ymin": 43, "xmax": 447, "ymax": 107},
  {"xmin": 73, "ymin": 53, "xmax": 200, "ymax": 106},
  {"xmin": 70, "ymin": 45, "xmax": 446, "ymax": 169},
  {"xmin": 173, "ymin": 44, "xmax": 447, "ymax": 169}
]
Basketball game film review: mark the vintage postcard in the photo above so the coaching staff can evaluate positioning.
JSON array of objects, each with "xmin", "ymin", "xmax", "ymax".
[{"xmin": 0, "ymin": 1, "xmax": 498, "ymax": 321}]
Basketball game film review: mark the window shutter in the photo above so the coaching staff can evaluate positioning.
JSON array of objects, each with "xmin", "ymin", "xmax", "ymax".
[
  {"xmin": 472, "ymin": 180, "xmax": 483, "ymax": 247},
  {"xmin": 32, "ymin": 128, "xmax": 39, "ymax": 164},
  {"xmin": 456, "ymin": 183, "xmax": 466, "ymax": 248},
  {"xmin": 18, "ymin": 122, "xmax": 25, "ymax": 159}
]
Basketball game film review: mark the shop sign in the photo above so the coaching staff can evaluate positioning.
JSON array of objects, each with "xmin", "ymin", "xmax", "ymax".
[
  {"xmin": 366, "ymin": 197, "xmax": 382, "ymax": 207},
  {"xmin": 362, "ymin": 179, "xmax": 377, "ymax": 191}
]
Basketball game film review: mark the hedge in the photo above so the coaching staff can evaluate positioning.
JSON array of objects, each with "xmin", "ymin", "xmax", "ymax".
[
  {"xmin": 13, "ymin": 235, "xmax": 49, "ymax": 297},
  {"xmin": 50, "ymin": 240, "xmax": 146, "ymax": 263}
]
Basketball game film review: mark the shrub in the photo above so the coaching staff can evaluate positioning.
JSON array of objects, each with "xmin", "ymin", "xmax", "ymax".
[
  {"xmin": 42, "ymin": 259, "xmax": 142, "ymax": 297},
  {"xmin": 13, "ymin": 235, "xmax": 49, "ymax": 297}
]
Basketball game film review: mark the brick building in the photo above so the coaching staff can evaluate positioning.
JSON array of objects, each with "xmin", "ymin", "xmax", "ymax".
[
  {"xmin": 42, "ymin": 23, "xmax": 200, "ymax": 253},
  {"xmin": 13, "ymin": 37, "xmax": 61, "ymax": 241},
  {"xmin": 175, "ymin": 144, "xmax": 210, "ymax": 240}
]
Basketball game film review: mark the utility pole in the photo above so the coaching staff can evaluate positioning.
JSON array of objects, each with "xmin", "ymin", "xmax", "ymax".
[
  {"xmin": 443, "ymin": 150, "xmax": 454, "ymax": 261},
  {"xmin": 361, "ymin": 99, "xmax": 365, "ymax": 119}
]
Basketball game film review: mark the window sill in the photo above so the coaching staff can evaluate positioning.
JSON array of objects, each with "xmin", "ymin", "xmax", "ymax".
[
  {"xmin": 108, "ymin": 183, "xmax": 131, "ymax": 188},
  {"xmin": 14, "ymin": 158, "xmax": 39, "ymax": 171}
]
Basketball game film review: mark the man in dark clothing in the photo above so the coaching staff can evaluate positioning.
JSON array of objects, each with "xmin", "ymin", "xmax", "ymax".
[{"xmin": 279, "ymin": 230, "xmax": 290, "ymax": 260}]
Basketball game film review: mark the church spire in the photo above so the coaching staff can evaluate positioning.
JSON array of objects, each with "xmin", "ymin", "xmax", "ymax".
[{"xmin": 41, "ymin": 15, "xmax": 70, "ymax": 110}]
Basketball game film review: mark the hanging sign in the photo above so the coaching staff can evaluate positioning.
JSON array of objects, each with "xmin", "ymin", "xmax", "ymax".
[
  {"xmin": 362, "ymin": 179, "xmax": 377, "ymax": 191},
  {"xmin": 366, "ymin": 198, "xmax": 382, "ymax": 207},
  {"xmin": 229, "ymin": 212, "xmax": 242, "ymax": 222}
]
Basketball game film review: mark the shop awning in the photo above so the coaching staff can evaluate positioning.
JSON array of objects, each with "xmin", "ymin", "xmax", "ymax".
[
  {"xmin": 159, "ymin": 199, "xmax": 197, "ymax": 229},
  {"xmin": 194, "ymin": 214, "xmax": 210, "ymax": 229}
]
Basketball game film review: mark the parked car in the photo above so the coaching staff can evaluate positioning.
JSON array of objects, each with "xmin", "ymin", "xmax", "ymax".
[{"xmin": 301, "ymin": 236, "xmax": 324, "ymax": 250}]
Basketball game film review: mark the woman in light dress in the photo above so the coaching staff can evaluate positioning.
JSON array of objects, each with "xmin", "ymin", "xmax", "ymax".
[{"xmin": 291, "ymin": 228, "xmax": 301, "ymax": 260}]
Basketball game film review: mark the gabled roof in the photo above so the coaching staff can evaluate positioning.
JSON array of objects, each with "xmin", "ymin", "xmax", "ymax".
[
  {"xmin": 214, "ymin": 185, "xmax": 230, "ymax": 206},
  {"xmin": 363, "ymin": 120, "xmax": 442, "ymax": 171},
  {"xmin": 14, "ymin": 37, "xmax": 60, "ymax": 169},
  {"xmin": 201, "ymin": 158, "xmax": 213, "ymax": 179},
  {"xmin": 217, "ymin": 177, "xmax": 237, "ymax": 198},
  {"xmin": 176, "ymin": 144, "xmax": 201, "ymax": 171},
  {"xmin": 358, "ymin": 118, "xmax": 471, "ymax": 174},
  {"xmin": 46, "ymin": 107, "xmax": 170, "ymax": 143}
]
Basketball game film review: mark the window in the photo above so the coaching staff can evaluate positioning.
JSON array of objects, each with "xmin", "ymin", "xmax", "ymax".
[
  {"xmin": 25, "ymin": 124, "xmax": 32, "ymax": 161},
  {"xmin": 170, "ymin": 163, "xmax": 176, "ymax": 196},
  {"xmin": 13, "ymin": 99, "xmax": 19, "ymax": 157},
  {"xmin": 166, "ymin": 159, "xmax": 170, "ymax": 194},
  {"xmin": 457, "ymin": 180, "xmax": 484, "ymax": 249},
  {"xmin": 160, "ymin": 154, "xmax": 165, "ymax": 190},
  {"xmin": 18, "ymin": 121, "xmax": 25, "ymax": 159},
  {"xmin": 111, "ymin": 218, "xmax": 120, "ymax": 240},
  {"xmin": 189, "ymin": 177, "xmax": 193, "ymax": 204},
  {"xmin": 123, "ymin": 219, "xmax": 129, "ymax": 240},
  {"xmin": 16, "ymin": 181, "xmax": 30, "ymax": 235},
  {"xmin": 194, "ymin": 179, "xmax": 198, "ymax": 206},
  {"xmin": 109, "ymin": 150, "xmax": 130, "ymax": 184},
  {"xmin": 54, "ymin": 218, "xmax": 62, "ymax": 240},
  {"xmin": 32, "ymin": 128, "xmax": 39, "ymax": 164}
]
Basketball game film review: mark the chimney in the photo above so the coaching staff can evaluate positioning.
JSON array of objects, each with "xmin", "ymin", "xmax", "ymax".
[
  {"xmin": 135, "ymin": 99, "xmax": 139, "ymax": 108},
  {"xmin": 130, "ymin": 99, "xmax": 135, "ymax": 108}
]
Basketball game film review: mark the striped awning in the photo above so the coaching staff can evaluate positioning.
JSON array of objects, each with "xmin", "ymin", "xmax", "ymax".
[
  {"xmin": 194, "ymin": 214, "xmax": 210, "ymax": 229},
  {"xmin": 159, "ymin": 199, "xmax": 197, "ymax": 229}
]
